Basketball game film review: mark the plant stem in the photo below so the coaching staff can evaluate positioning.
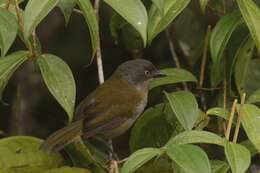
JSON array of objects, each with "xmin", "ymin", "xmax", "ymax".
[
  {"xmin": 165, "ymin": 29, "xmax": 188, "ymax": 90},
  {"xmin": 73, "ymin": 8, "xmax": 83, "ymax": 15},
  {"xmin": 5, "ymin": 0, "xmax": 10, "ymax": 9},
  {"xmin": 233, "ymin": 93, "xmax": 246, "ymax": 143},
  {"xmin": 222, "ymin": 0, "xmax": 226, "ymax": 14},
  {"xmin": 225, "ymin": 99, "xmax": 238, "ymax": 140},
  {"xmin": 94, "ymin": 0, "xmax": 104, "ymax": 84}
]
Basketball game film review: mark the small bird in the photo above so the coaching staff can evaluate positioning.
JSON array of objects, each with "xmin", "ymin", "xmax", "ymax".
[{"xmin": 40, "ymin": 59, "xmax": 165, "ymax": 152}]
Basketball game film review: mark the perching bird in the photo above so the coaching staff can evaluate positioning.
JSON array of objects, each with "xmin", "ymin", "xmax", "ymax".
[{"xmin": 40, "ymin": 59, "xmax": 165, "ymax": 152}]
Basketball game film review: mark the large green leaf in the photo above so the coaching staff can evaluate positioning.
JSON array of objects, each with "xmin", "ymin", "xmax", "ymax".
[
  {"xmin": 0, "ymin": 8, "xmax": 18, "ymax": 57},
  {"xmin": 151, "ymin": 0, "xmax": 165, "ymax": 14},
  {"xmin": 244, "ymin": 59, "xmax": 260, "ymax": 96},
  {"xmin": 43, "ymin": 166, "xmax": 91, "ymax": 173},
  {"xmin": 130, "ymin": 104, "xmax": 176, "ymax": 152},
  {"xmin": 166, "ymin": 130, "xmax": 225, "ymax": 147},
  {"xmin": 211, "ymin": 160, "xmax": 229, "ymax": 173},
  {"xmin": 247, "ymin": 89, "xmax": 260, "ymax": 103},
  {"xmin": 149, "ymin": 68, "xmax": 197, "ymax": 90},
  {"xmin": 166, "ymin": 144, "xmax": 211, "ymax": 173},
  {"xmin": 206, "ymin": 107, "xmax": 229, "ymax": 120},
  {"xmin": 104, "ymin": 0, "xmax": 147, "ymax": 45},
  {"xmin": 24, "ymin": 0, "xmax": 59, "ymax": 38},
  {"xmin": 121, "ymin": 148, "xmax": 163, "ymax": 173},
  {"xmin": 77, "ymin": 0, "xmax": 99, "ymax": 61},
  {"xmin": 236, "ymin": 0, "xmax": 260, "ymax": 55},
  {"xmin": 57, "ymin": 0, "xmax": 76, "ymax": 26},
  {"xmin": 0, "ymin": 136, "xmax": 65, "ymax": 173},
  {"xmin": 210, "ymin": 10, "xmax": 244, "ymax": 86},
  {"xmin": 37, "ymin": 54, "xmax": 76, "ymax": 122},
  {"xmin": 0, "ymin": 51, "xmax": 27, "ymax": 101},
  {"xmin": 164, "ymin": 91, "xmax": 199, "ymax": 130},
  {"xmin": 148, "ymin": 0, "xmax": 190, "ymax": 44},
  {"xmin": 241, "ymin": 104, "xmax": 260, "ymax": 153},
  {"xmin": 235, "ymin": 36, "xmax": 255, "ymax": 96},
  {"xmin": 224, "ymin": 141, "xmax": 250, "ymax": 173}
]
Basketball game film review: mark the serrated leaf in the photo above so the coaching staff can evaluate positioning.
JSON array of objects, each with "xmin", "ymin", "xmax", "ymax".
[
  {"xmin": 235, "ymin": 36, "xmax": 255, "ymax": 96},
  {"xmin": 37, "ymin": 54, "xmax": 76, "ymax": 123},
  {"xmin": 58, "ymin": 0, "xmax": 76, "ymax": 26},
  {"xmin": 130, "ymin": 104, "xmax": 176, "ymax": 152},
  {"xmin": 241, "ymin": 104, "xmax": 260, "ymax": 153},
  {"xmin": 43, "ymin": 166, "xmax": 91, "ymax": 173},
  {"xmin": 0, "ymin": 8, "xmax": 18, "ymax": 57},
  {"xmin": 149, "ymin": 68, "xmax": 197, "ymax": 90},
  {"xmin": 104, "ymin": 0, "xmax": 147, "ymax": 45},
  {"xmin": 164, "ymin": 91, "xmax": 199, "ymax": 130},
  {"xmin": 210, "ymin": 10, "xmax": 244, "ymax": 86},
  {"xmin": 210, "ymin": 160, "xmax": 229, "ymax": 173},
  {"xmin": 236, "ymin": 0, "xmax": 260, "ymax": 55},
  {"xmin": 224, "ymin": 141, "xmax": 250, "ymax": 173},
  {"xmin": 77, "ymin": 0, "xmax": 99, "ymax": 62},
  {"xmin": 148, "ymin": 0, "xmax": 190, "ymax": 44},
  {"xmin": 206, "ymin": 107, "xmax": 229, "ymax": 120},
  {"xmin": 0, "ymin": 136, "xmax": 65, "ymax": 173},
  {"xmin": 200, "ymin": 0, "xmax": 209, "ymax": 13},
  {"xmin": 166, "ymin": 130, "xmax": 225, "ymax": 147},
  {"xmin": 0, "ymin": 51, "xmax": 27, "ymax": 101},
  {"xmin": 121, "ymin": 148, "xmax": 163, "ymax": 173},
  {"xmin": 24, "ymin": 0, "xmax": 59, "ymax": 38},
  {"xmin": 166, "ymin": 144, "xmax": 211, "ymax": 173},
  {"xmin": 247, "ymin": 89, "xmax": 260, "ymax": 103}
]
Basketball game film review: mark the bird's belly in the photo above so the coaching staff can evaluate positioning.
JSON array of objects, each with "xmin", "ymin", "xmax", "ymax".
[{"xmin": 102, "ymin": 97, "xmax": 147, "ymax": 138}]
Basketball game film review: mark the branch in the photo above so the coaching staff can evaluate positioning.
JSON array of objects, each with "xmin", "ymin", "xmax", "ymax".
[{"xmin": 225, "ymin": 99, "xmax": 238, "ymax": 140}]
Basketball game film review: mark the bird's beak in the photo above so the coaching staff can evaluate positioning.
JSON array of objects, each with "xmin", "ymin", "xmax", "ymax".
[{"xmin": 152, "ymin": 69, "xmax": 166, "ymax": 78}]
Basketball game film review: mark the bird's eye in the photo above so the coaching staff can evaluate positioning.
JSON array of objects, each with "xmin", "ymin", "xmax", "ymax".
[{"xmin": 144, "ymin": 70, "xmax": 150, "ymax": 76}]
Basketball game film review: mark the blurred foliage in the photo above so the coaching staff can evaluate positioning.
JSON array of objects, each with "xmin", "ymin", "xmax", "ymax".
[{"xmin": 0, "ymin": 0, "xmax": 260, "ymax": 173}]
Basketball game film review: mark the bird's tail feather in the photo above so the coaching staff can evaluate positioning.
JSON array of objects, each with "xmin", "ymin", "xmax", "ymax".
[{"xmin": 40, "ymin": 120, "xmax": 83, "ymax": 152}]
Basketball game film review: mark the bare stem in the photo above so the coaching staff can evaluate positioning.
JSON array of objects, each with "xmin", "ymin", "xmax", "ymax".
[
  {"xmin": 233, "ymin": 93, "xmax": 246, "ymax": 143},
  {"xmin": 225, "ymin": 99, "xmax": 238, "ymax": 140},
  {"xmin": 5, "ymin": 0, "xmax": 11, "ymax": 9},
  {"xmin": 94, "ymin": 0, "xmax": 104, "ymax": 84},
  {"xmin": 73, "ymin": 8, "xmax": 83, "ymax": 15},
  {"xmin": 199, "ymin": 25, "xmax": 211, "ymax": 87},
  {"xmin": 222, "ymin": 0, "xmax": 226, "ymax": 14},
  {"xmin": 166, "ymin": 29, "xmax": 188, "ymax": 90}
]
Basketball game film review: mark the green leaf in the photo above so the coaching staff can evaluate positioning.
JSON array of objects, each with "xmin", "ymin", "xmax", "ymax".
[
  {"xmin": 148, "ymin": 0, "xmax": 190, "ymax": 44},
  {"xmin": 210, "ymin": 160, "xmax": 229, "ymax": 173},
  {"xmin": 152, "ymin": 0, "xmax": 165, "ymax": 14},
  {"xmin": 244, "ymin": 59, "xmax": 260, "ymax": 96},
  {"xmin": 166, "ymin": 144, "xmax": 211, "ymax": 173},
  {"xmin": 0, "ymin": 136, "xmax": 65, "ymax": 173},
  {"xmin": 104, "ymin": 0, "xmax": 147, "ymax": 45},
  {"xmin": 166, "ymin": 130, "xmax": 225, "ymax": 147},
  {"xmin": 37, "ymin": 54, "xmax": 76, "ymax": 123},
  {"xmin": 210, "ymin": 10, "xmax": 244, "ymax": 86},
  {"xmin": 236, "ymin": 0, "xmax": 260, "ymax": 55},
  {"xmin": 224, "ymin": 141, "xmax": 250, "ymax": 173},
  {"xmin": 164, "ymin": 91, "xmax": 199, "ymax": 130},
  {"xmin": 241, "ymin": 104, "xmax": 260, "ymax": 153},
  {"xmin": 121, "ymin": 148, "xmax": 163, "ymax": 173},
  {"xmin": 0, "ymin": 51, "xmax": 27, "ymax": 101},
  {"xmin": 43, "ymin": 166, "xmax": 91, "ymax": 173},
  {"xmin": 58, "ymin": 0, "xmax": 76, "ymax": 26},
  {"xmin": 200, "ymin": 0, "xmax": 209, "ymax": 13},
  {"xmin": 247, "ymin": 89, "xmax": 260, "ymax": 103},
  {"xmin": 0, "ymin": 8, "xmax": 18, "ymax": 57},
  {"xmin": 235, "ymin": 36, "xmax": 255, "ymax": 96},
  {"xmin": 149, "ymin": 68, "xmax": 197, "ymax": 90},
  {"xmin": 206, "ymin": 107, "xmax": 229, "ymax": 120},
  {"xmin": 77, "ymin": 0, "xmax": 99, "ymax": 62},
  {"xmin": 24, "ymin": 0, "xmax": 59, "ymax": 38},
  {"xmin": 241, "ymin": 140, "xmax": 258, "ymax": 156},
  {"xmin": 130, "ymin": 104, "xmax": 176, "ymax": 152}
]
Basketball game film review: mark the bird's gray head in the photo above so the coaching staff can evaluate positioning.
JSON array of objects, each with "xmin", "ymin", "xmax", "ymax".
[{"xmin": 114, "ymin": 59, "xmax": 165, "ymax": 86}]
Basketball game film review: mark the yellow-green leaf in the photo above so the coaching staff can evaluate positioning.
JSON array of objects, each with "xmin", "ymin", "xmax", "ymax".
[{"xmin": 43, "ymin": 166, "xmax": 91, "ymax": 173}]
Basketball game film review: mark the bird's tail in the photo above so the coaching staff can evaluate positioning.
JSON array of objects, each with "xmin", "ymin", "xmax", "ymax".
[{"xmin": 40, "ymin": 120, "xmax": 83, "ymax": 152}]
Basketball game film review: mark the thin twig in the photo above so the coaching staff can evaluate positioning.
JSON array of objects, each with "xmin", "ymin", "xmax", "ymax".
[
  {"xmin": 166, "ymin": 29, "xmax": 188, "ymax": 90},
  {"xmin": 199, "ymin": 25, "xmax": 211, "ymax": 87},
  {"xmin": 222, "ymin": 54, "xmax": 227, "ymax": 133},
  {"xmin": 222, "ymin": 0, "xmax": 226, "ymax": 14},
  {"xmin": 225, "ymin": 99, "xmax": 238, "ymax": 140},
  {"xmin": 233, "ymin": 93, "xmax": 246, "ymax": 143},
  {"xmin": 94, "ymin": 0, "xmax": 104, "ymax": 84}
]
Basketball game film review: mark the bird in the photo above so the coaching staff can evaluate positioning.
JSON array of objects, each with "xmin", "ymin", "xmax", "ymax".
[{"xmin": 40, "ymin": 59, "xmax": 165, "ymax": 152}]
